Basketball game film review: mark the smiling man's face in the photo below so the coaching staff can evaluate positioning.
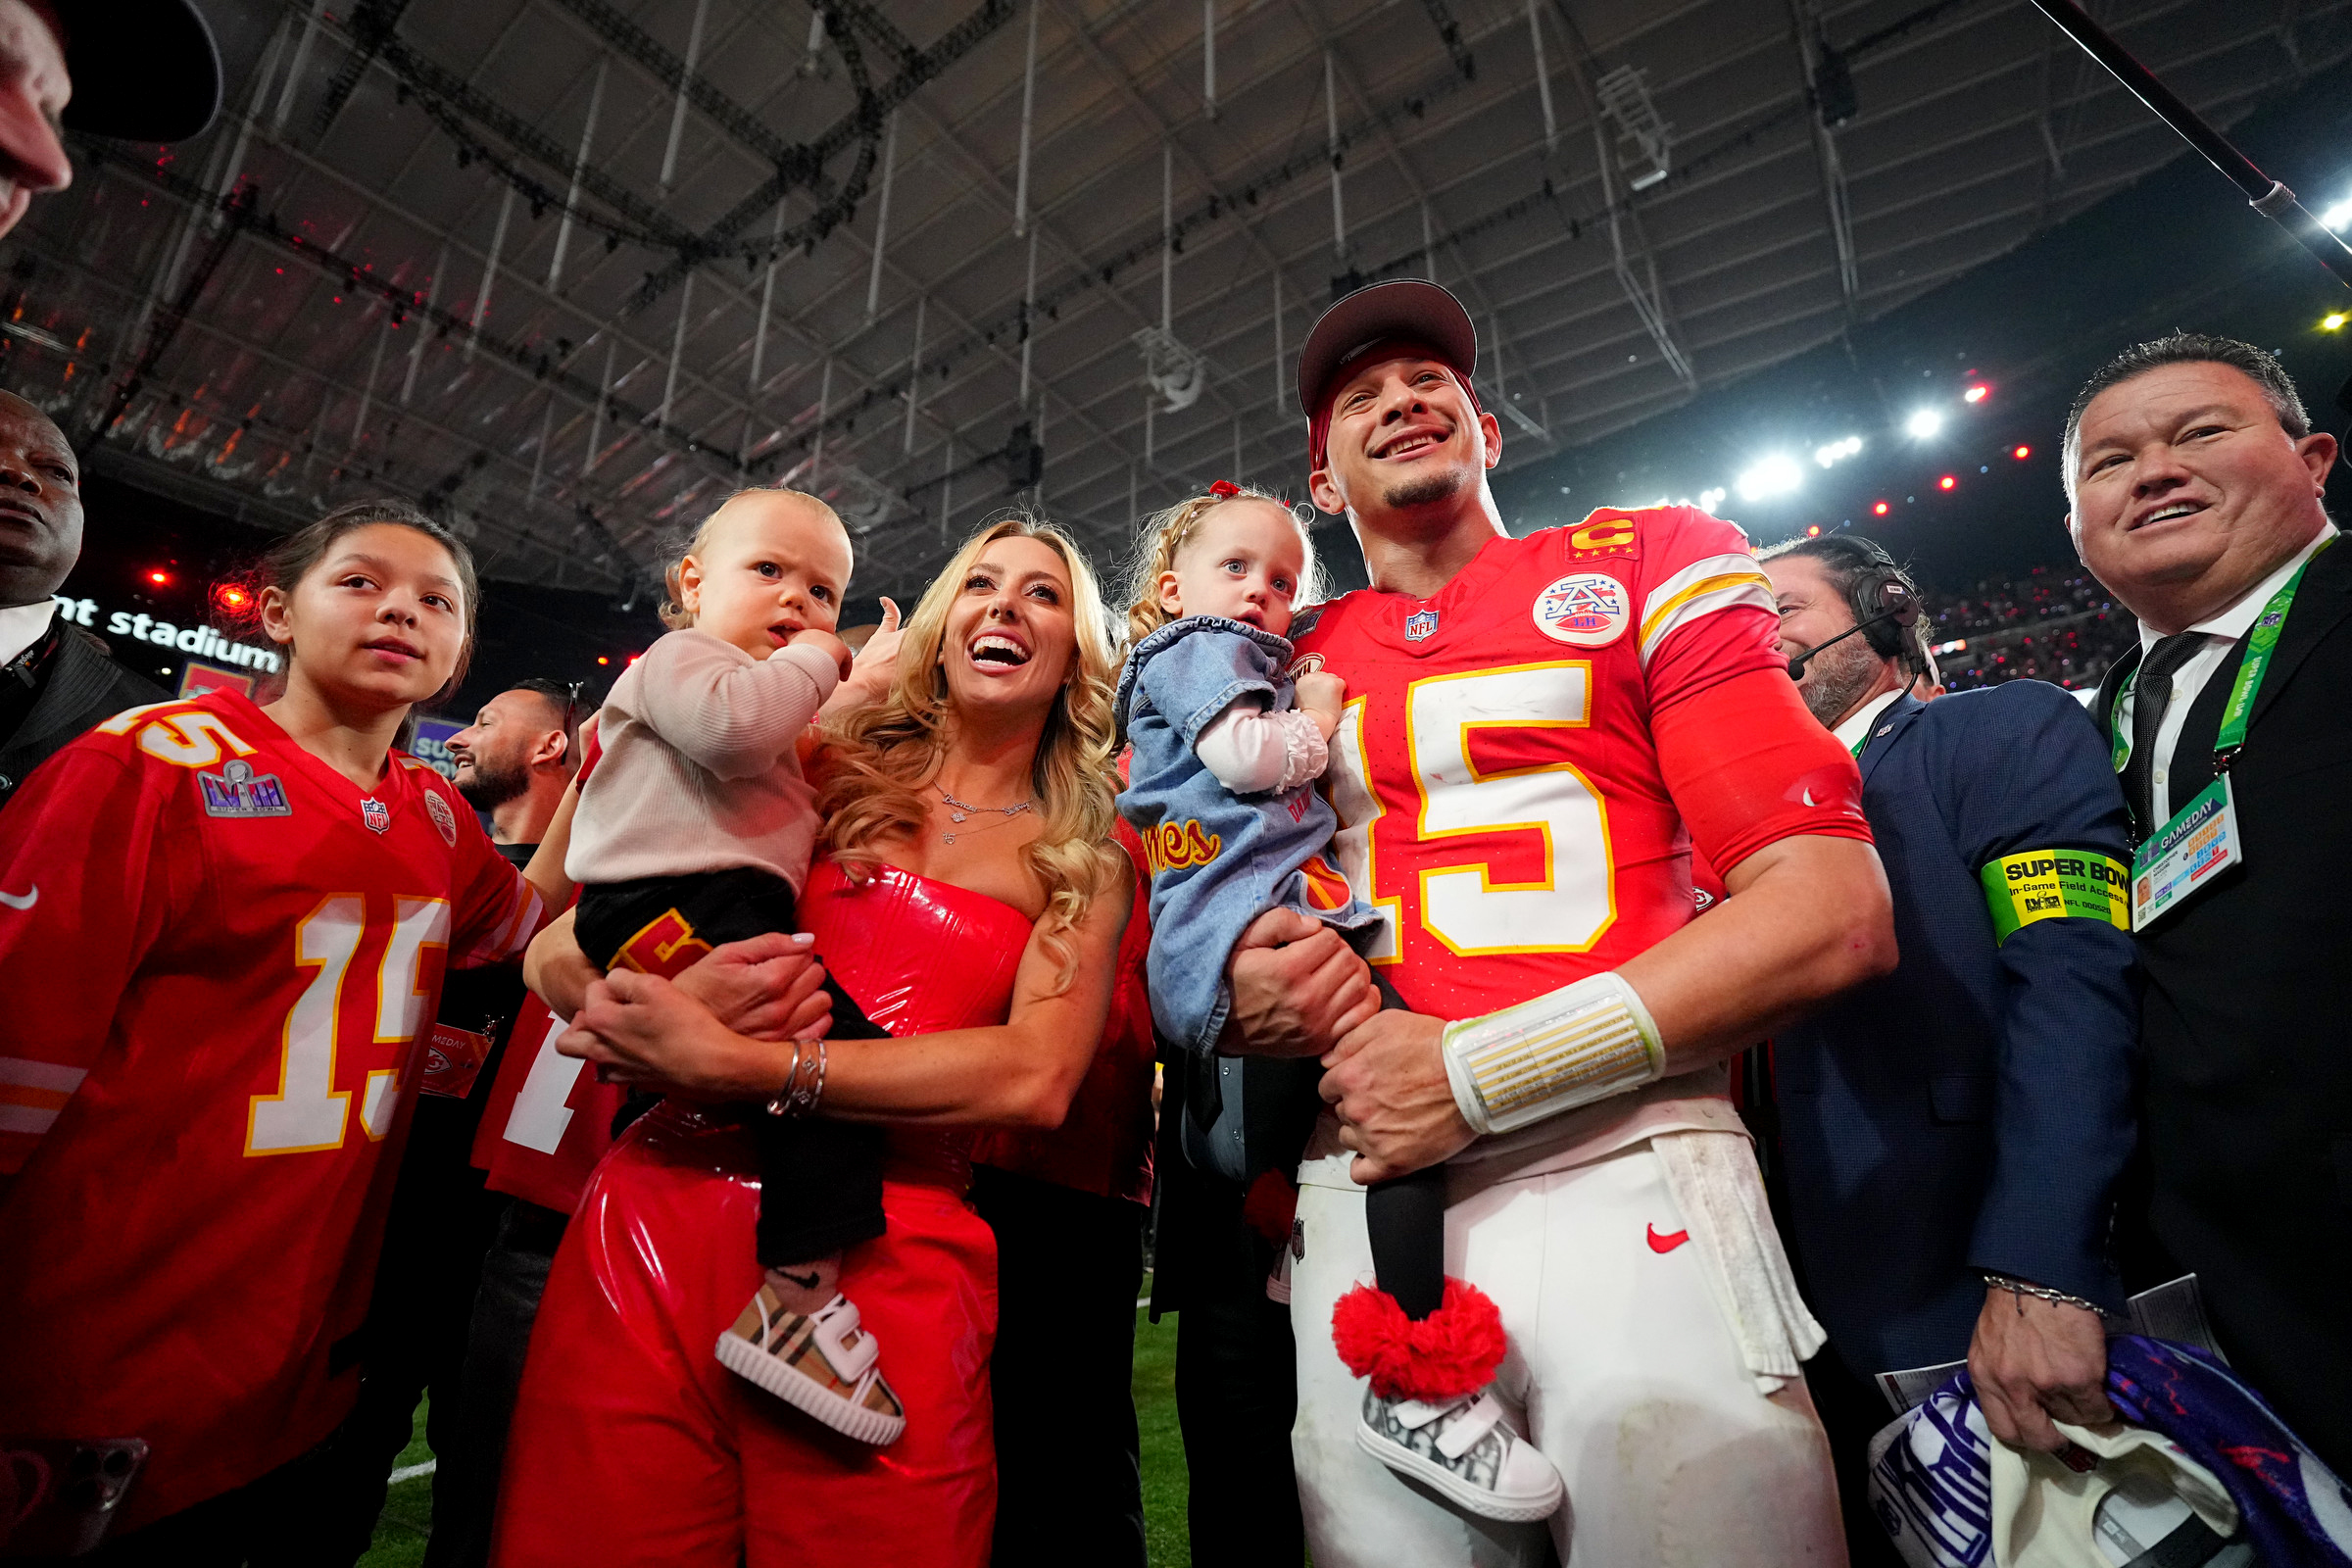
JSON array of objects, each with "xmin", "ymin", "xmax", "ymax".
[
  {"xmin": 1309, "ymin": 354, "xmax": 1501, "ymax": 527},
  {"xmin": 2068, "ymin": 361, "xmax": 2336, "ymax": 631},
  {"xmin": 0, "ymin": 389, "xmax": 80, "ymax": 609}
]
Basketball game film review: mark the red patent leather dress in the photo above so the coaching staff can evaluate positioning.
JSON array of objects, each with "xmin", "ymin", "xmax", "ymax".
[{"xmin": 492, "ymin": 861, "xmax": 1032, "ymax": 1568}]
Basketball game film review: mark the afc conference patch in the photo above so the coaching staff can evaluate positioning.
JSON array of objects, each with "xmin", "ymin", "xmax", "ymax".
[
  {"xmin": 1404, "ymin": 608, "xmax": 1440, "ymax": 642},
  {"xmin": 423, "ymin": 788, "xmax": 460, "ymax": 848},
  {"xmin": 1533, "ymin": 571, "xmax": 1631, "ymax": 647},
  {"xmin": 197, "ymin": 758, "xmax": 291, "ymax": 818},
  {"xmin": 360, "ymin": 796, "xmax": 392, "ymax": 834}
]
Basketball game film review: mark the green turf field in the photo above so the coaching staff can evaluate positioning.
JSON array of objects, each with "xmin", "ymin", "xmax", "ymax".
[{"xmin": 358, "ymin": 1291, "xmax": 1194, "ymax": 1566}]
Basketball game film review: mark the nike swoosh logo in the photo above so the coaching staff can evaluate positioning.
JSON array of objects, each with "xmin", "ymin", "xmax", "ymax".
[
  {"xmin": 1646, "ymin": 1223, "xmax": 1690, "ymax": 1254},
  {"xmin": 0, "ymin": 885, "xmax": 33, "ymax": 911}
]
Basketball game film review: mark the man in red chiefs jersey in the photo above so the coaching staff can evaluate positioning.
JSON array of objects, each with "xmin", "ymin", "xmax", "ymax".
[{"xmin": 1219, "ymin": 281, "xmax": 1896, "ymax": 1566}]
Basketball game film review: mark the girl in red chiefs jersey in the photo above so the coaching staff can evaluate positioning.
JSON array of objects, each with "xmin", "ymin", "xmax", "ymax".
[
  {"xmin": 1114, "ymin": 483, "xmax": 1564, "ymax": 1523},
  {"xmin": 0, "ymin": 500, "xmax": 566, "ymax": 1561}
]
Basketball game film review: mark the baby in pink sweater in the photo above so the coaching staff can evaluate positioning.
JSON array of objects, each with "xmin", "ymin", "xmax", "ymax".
[{"xmin": 567, "ymin": 487, "xmax": 906, "ymax": 1446}]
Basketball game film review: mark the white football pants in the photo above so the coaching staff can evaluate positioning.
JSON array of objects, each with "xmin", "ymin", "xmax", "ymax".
[{"xmin": 1289, "ymin": 1141, "xmax": 1848, "ymax": 1568}]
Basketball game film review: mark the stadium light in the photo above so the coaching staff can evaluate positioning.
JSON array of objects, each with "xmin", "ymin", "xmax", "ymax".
[
  {"xmin": 2322, "ymin": 197, "xmax": 2352, "ymax": 232},
  {"xmin": 2326, "ymin": 313, "xmax": 2348, "ymax": 332},
  {"xmin": 146, "ymin": 569, "xmax": 171, "ymax": 585},
  {"xmin": 1937, "ymin": 474, "xmax": 1958, "ymax": 491},
  {"xmin": 1872, "ymin": 500, "xmax": 1890, "ymax": 516},
  {"xmin": 1962, "ymin": 384, "xmax": 1991, "ymax": 405},
  {"xmin": 1736, "ymin": 455, "xmax": 1803, "ymax": 503},
  {"xmin": 1905, "ymin": 409, "xmax": 1944, "ymax": 439},
  {"xmin": 1813, "ymin": 435, "xmax": 1863, "ymax": 467},
  {"xmin": 1698, "ymin": 486, "xmax": 1727, "ymax": 513},
  {"xmin": 1805, "ymin": 524, "xmax": 1822, "ymax": 537},
  {"xmin": 2013, "ymin": 445, "xmax": 2033, "ymax": 460}
]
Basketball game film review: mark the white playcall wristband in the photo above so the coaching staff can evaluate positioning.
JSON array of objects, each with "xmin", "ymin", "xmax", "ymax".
[{"xmin": 1440, "ymin": 970, "xmax": 1665, "ymax": 1137}]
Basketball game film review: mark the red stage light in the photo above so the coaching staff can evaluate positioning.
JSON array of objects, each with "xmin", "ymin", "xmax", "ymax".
[
  {"xmin": 1872, "ymin": 501, "xmax": 1890, "ymax": 516},
  {"xmin": 147, "ymin": 569, "xmax": 171, "ymax": 585},
  {"xmin": 597, "ymin": 656, "xmax": 611, "ymax": 666},
  {"xmin": 2012, "ymin": 445, "xmax": 2032, "ymax": 461},
  {"xmin": 1937, "ymin": 475, "xmax": 1958, "ymax": 491},
  {"xmin": 217, "ymin": 586, "xmax": 247, "ymax": 607},
  {"xmin": 1805, "ymin": 525, "xmax": 1822, "ymax": 537},
  {"xmin": 1963, "ymin": 384, "xmax": 1990, "ymax": 405}
]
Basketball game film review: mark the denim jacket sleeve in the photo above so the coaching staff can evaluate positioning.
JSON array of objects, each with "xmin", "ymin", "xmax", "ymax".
[{"xmin": 1135, "ymin": 624, "xmax": 1281, "ymax": 749}]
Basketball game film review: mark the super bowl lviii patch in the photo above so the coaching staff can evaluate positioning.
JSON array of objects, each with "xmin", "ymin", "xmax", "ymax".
[
  {"xmin": 1533, "ymin": 571, "xmax": 1631, "ymax": 647},
  {"xmin": 198, "ymin": 758, "xmax": 291, "ymax": 818},
  {"xmin": 423, "ymin": 788, "xmax": 459, "ymax": 848}
]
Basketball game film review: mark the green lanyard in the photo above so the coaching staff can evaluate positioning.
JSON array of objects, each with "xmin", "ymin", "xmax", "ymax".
[{"xmin": 2109, "ymin": 536, "xmax": 2332, "ymax": 775}]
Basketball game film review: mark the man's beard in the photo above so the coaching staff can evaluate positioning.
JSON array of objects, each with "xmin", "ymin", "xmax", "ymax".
[
  {"xmin": 455, "ymin": 755, "xmax": 530, "ymax": 809},
  {"xmin": 1380, "ymin": 465, "xmax": 1465, "ymax": 513},
  {"xmin": 1795, "ymin": 633, "xmax": 1886, "ymax": 728}
]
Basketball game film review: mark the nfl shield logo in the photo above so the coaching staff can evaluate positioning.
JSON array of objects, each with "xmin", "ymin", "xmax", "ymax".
[
  {"xmin": 360, "ymin": 796, "xmax": 392, "ymax": 834},
  {"xmin": 1404, "ymin": 608, "xmax": 1440, "ymax": 642}
]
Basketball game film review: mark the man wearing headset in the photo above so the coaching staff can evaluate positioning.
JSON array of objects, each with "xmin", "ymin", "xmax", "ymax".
[{"xmin": 1762, "ymin": 535, "xmax": 2140, "ymax": 1561}]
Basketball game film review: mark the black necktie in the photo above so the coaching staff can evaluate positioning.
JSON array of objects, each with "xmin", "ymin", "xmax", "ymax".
[{"xmin": 2122, "ymin": 632, "xmax": 2204, "ymax": 831}]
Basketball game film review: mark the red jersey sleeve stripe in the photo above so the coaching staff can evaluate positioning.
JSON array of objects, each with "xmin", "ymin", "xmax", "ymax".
[{"xmin": 1637, "ymin": 555, "xmax": 1777, "ymax": 666}]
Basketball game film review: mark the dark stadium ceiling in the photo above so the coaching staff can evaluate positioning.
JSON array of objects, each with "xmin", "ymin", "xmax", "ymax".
[{"xmin": 3, "ymin": 0, "xmax": 2347, "ymax": 605}]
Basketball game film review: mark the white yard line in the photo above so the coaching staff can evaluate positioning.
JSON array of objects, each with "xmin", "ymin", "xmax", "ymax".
[{"xmin": 389, "ymin": 1458, "xmax": 438, "ymax": 1486}]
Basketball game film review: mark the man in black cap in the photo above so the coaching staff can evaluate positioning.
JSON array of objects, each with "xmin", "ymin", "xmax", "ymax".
[
  {"xmin": 1217, "ymin": 279, "xmax": 1895, "ymax": 1566},
  {"xmin": 0, "ymin": 0, "xmax": 221, "ymax": 238}
]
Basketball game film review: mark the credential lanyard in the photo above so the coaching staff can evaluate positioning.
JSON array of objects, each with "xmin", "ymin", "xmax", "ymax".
[{"xmin": 2109, "ymin": 536, "xmax": 2331, "ymax": 776}]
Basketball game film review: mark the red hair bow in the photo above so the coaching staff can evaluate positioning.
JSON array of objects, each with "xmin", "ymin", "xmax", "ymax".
[{"xmin": 1208, "ymin": 479, "xmax": 1243, "ymax": 499}]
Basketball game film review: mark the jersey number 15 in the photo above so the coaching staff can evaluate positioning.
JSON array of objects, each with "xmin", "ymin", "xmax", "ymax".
[{"xmin": 1324, "ymin": 662, "xmax": 1615, "ymax": 959}]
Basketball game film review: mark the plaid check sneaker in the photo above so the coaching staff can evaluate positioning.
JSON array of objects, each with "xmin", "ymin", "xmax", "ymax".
[
  {"xmin": 716, "ymin": 1287, "xmax": 906, "ymax": 1446},
  {"xmin": 1356, "ymin": 1386, "xmax": 1565, "ymax": 1523}
]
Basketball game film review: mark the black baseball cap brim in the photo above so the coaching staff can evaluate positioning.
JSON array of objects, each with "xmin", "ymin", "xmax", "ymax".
[
  {"xmin": 55, "ymin": 0, "xmax": 223, "ymax": 143},
  {"xmin": 1295, "ymin": 279, "xmax": 1479, "ymax": 419}
]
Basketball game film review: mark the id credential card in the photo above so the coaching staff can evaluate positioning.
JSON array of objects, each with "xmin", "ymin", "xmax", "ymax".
[{"xmin": 2131, "ymin": 776, "xmax": 2240, "ymax": 931}]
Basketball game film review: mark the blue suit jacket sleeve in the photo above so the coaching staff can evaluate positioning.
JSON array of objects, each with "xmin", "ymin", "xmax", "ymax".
[{"xmin": 1931, "ymin": 683, "xmax": 2139, "ymax": 1308}]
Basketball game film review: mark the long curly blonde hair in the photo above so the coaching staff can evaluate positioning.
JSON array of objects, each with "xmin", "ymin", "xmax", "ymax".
[
  {"xmin": 818, "ymin": 514, "xmax": 1124, "ymax": 990},
  {"xmin": 1120, "ymin": 484, "xmax": 1323, "ymax": 649}
]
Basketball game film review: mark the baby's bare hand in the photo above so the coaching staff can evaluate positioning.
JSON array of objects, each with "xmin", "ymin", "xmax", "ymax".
[
  {"xmin": 1295, "ymin": 671, "xmax": 1347, "ymax": 711},
  {"xmin": 788, "ymin": 627, "xmax": 855, "ymax": 680}
]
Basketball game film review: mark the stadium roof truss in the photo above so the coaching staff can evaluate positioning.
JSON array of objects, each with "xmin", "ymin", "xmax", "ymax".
[{"xmin": 3, "ymin": 0, "xmax": 2345, "ymax": 604}]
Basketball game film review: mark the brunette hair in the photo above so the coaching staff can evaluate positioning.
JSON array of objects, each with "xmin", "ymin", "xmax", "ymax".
[
  {"xmin": 818, "ymin": 514, "xmax": 1124, "ymax": 989},
  {"xmin": 227, "ymin": 499, "xmax": 480, "ymax": 702},
  {"xmin": 1119, "ymin": 485, "xmax": 1322, "ymax": 649},
  {"xmin": 658, "ymin": 485, "xmax": 846, "ymax": 630}
]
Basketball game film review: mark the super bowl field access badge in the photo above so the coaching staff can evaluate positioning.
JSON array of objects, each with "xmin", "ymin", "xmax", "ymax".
[
  {"xmin": 198, "ymin": 758, "xmax": 291, "ymax": 818},
  {"xmin": 1534, "ymin": 572, "xmax": 1631, "ymax": 647},
  {"xmin": 360, "ymin": 796, "xmax": 391, "ymax": 834},
  {"xmin": 1404, "ymin": 608, "xmax": 1440, "ymax": 642},
  {"xmin": 2113, "ymin": 536, "xmax": 2328, "ymax": 930}
]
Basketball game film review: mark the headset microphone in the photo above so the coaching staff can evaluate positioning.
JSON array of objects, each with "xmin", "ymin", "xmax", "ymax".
[{"xmin": 1787, "ymin": 591, "xmax": 1922, "ymax": 680}]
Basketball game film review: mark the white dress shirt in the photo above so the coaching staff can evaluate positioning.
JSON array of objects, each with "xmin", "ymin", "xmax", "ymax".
[
  {"xmin": 2119, "ymin": 521, "xmax": 2337, "ymax": 823},
  {"xmin": 0, "ymin": 599, "xmax": 57, "ymax": 669},
  {"xmin": 1832, "ymin": 688, "xmax": 1904, "ymax": 757}
]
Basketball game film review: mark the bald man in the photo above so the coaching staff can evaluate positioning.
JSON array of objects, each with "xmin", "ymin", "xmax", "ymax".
[
  {"xmin": 0, "ymin": 390, "xmax": 164, "ymax": 808},
  {"xmin": 0, "ymin": 0, "xmax": 220, "ymax": 240}
]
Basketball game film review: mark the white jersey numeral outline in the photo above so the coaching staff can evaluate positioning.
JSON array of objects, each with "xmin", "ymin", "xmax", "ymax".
[
  {"xmin": 1326, "ymin": 662, "xmax": 1616, "ymax": 958},
  {"xmin": 248, "ymin": 895, "xmax": 449, "ymax": 1155}
]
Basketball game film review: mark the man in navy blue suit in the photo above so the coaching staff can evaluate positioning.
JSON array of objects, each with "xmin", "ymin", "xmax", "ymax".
[{"xmin": 1761, "ymin": 535, "xmax": 2140, "ymax": 1559}]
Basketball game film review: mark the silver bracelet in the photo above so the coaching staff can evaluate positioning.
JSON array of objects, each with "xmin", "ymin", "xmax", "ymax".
[
  {"xmin": 764, "ymin": 1040, "xmax": 806, "ymax": 1118},
  {"xmin": 802, "ymin": 1037, "xmax": 828, "ymax": 1115},
  {"xmin": 1982, "ymin": 1272, "xmax": 2100, "ymax": 1314}
]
